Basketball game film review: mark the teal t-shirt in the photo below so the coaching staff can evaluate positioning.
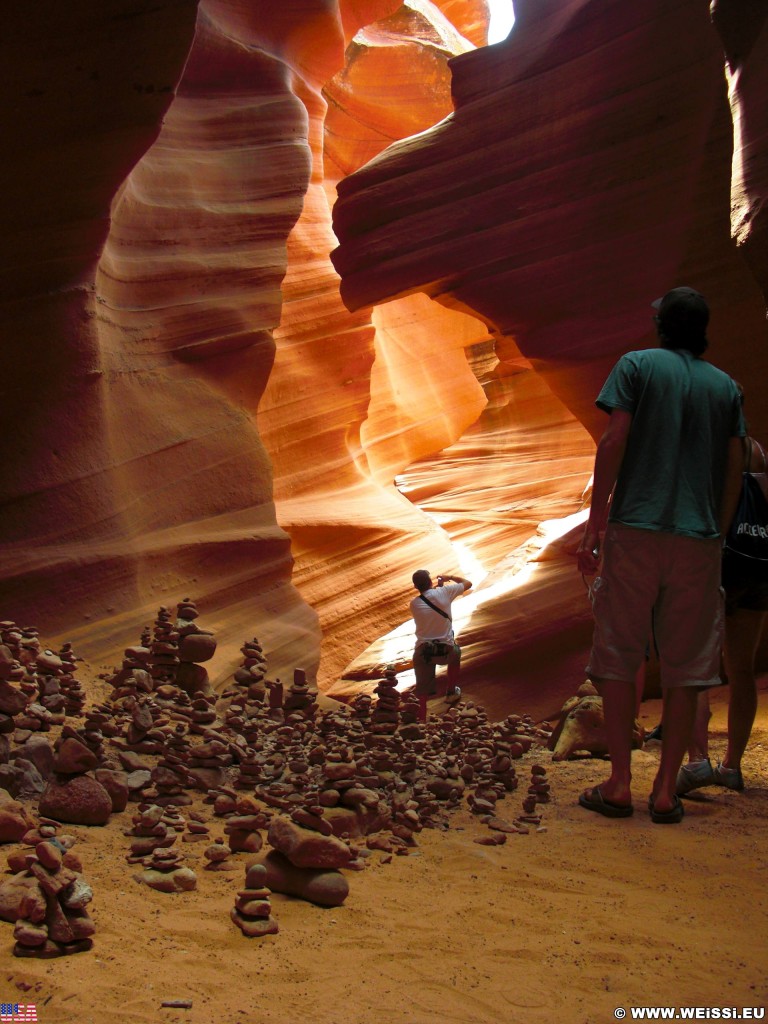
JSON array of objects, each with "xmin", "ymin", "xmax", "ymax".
[{"xmin": 597, "ymin": 348, "xmax": 745, "ymax": 539}]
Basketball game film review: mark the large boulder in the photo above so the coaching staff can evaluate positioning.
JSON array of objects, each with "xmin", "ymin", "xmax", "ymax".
[
  {"xmin": 267, "ymin": 815, "xmax": 352, "ymax": 870},
  {"xmin": 256, "ymin": 850, "xmax": 349, "ymax": 907},
  {"xmin": 38, "ymin": 775, "xmax": 112, "ymax": 826},
  {"xmin": 0, "ymin": 790, "xmax": 37, "ymax": 843}
]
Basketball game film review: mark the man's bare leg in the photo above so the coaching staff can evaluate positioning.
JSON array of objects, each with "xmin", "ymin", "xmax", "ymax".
[
  {"xmin": 652, "ymin": 685, "xmax": 699, "ymax": 813},
  {"xmin": 585, "ymin": 676, "xmax": 636, "ymax": 807}
]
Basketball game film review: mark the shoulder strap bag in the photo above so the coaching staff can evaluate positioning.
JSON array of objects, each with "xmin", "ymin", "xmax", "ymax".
[
  {"xmin": 722, "ymin": 438, "xmax": 768, "ymax": 586},
  {"xmin": 419, "ymin": 595, "xmax": 451, "ymax": 620}
]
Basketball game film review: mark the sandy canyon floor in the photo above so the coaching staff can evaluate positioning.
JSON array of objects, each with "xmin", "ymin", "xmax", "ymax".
[{"xmin": 2, "ymin": 682, "xmax": 767, "ymax": 1024}]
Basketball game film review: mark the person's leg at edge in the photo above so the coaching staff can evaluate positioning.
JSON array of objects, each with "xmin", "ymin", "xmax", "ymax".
[
  {"xmin": 587, "ymin": 676, "xmax": 636, "ymax": 807},
  {"xmin": 652, "ymin": 685, "xmax": 700, "ymax": 813},
  {"xmin": 413, "ymin": 648, "xmax": 436, "ymax": 723},
  {"xmin": 438, "ymin": 645, "xmax": 461, "ymax": 698},
  {"xmin": 722, "ymin": 608, "xmax": 765, "ymax": 771},
  {"xmin": 685, "ymin": 690, "xmax": 712, "ymax": 763}
]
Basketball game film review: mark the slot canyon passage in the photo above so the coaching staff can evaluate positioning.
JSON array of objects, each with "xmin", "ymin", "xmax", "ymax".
[{"xmin": 1, "ymin": 1, "xmax": 768, "ymax": 1022}]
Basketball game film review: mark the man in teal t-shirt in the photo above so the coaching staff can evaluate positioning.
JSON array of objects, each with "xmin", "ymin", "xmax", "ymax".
[{"xmin": 576, "ymin": 287, "xmax": 745, "ymax": 824}]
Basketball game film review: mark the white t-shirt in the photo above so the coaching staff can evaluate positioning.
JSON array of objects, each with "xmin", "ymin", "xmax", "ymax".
[{"xmin": 410, "ymin": 582, "xmax": 465, "ymax": 643}]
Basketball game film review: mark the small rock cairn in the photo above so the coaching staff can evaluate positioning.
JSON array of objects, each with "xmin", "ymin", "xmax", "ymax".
[{"xmin": 9, "ymin": 832, "xmax": 95, "ymax": 958}]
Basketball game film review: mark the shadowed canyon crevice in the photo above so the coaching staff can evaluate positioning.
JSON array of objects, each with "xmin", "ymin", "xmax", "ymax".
[{"xmin": 1, "ymin": 0, "xmax": 767, "ymax": 719}]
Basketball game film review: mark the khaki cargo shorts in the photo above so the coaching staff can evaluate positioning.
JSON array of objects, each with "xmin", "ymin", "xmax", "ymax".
[{"xmin": 587, "ymin": 524, "xmax": 723, "ymax": 688}]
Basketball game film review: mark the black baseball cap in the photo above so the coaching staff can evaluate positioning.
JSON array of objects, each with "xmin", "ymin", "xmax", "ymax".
[{"xmin": 651, "ymin": 286, "xmax": 709, "ymax": 331}]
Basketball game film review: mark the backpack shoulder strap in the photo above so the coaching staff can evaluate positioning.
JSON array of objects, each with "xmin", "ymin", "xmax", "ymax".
[
  {"xmin": 751, "ymin": 437, "xmax": 767, "ymax": 473},
  {"xmin": 419, "ymin": 595, "xmax": 451, "ymax": 620}
]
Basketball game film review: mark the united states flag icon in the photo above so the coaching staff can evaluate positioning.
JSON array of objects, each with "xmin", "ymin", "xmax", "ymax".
[{"xmin": 0, "ymin": 1006, "xmax": 37, "ymax": 1023}]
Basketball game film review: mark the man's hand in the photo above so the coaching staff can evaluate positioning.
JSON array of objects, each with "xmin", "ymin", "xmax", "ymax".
[
  {"xmin": 577, "ymin": 526, "xmax": 601, "ymax": 575},
  {"xmin": 439, "ymin": 573, "xmax": 473, "ymax": 592}
]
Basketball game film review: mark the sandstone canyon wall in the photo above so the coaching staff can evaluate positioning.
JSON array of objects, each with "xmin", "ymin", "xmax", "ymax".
[
  {"xmin": 2, "ymin": 1, "xmax": 766, "ymax": 717},
  {"xmin": 332, "ymin": 0, "xmax": 768, "ymax": 712}
]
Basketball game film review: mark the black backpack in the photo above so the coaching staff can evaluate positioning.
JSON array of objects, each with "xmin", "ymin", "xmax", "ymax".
[{"xmin": 722, "ymin": 438, "xmax": 768, "ymax": 587}]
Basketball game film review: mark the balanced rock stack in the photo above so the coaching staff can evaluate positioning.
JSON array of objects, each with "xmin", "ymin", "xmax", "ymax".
[
  {"xmin": 38, "ymin": 732, "xmax": 112, "ymax": 826},
  {"xmin": 120, "ymin": 696, "xmax": 165, "ymax": 755},
  {"xmin": 233, "ymin": 637, "xmax": 268, "ymax": 698},
  {"xmin": 149, "ymin": 607, "xmax": 180, "ymax": 687},
  {"xmin": 282, "ymin": 669, "xmax": 317, "ymax": 720},
  {"xmin": 0, "ymin": 643, "xmax": 28, "ymax": 736},
  {"xmin": 261, "ymin": 815, "xmax": 352, "ymax": 907},
  {"xmin": 187, "ymin": 735, "xmax": 231, "ymax": 790},
  {"xmin": 203, "ymin": 838, "xmax": 236, "ymax": 872},
  {"xmin": 58, "ymin": 643, "xmax": 86, "ymax": 717},
  {"xmin": 175, "ymin": 598, "xmax": 217, "ymax": 694},
  {"xmin": 265, "ymin": 679, "xmax": 284, "ymax": 716},
  {"xmin": 181, "ymin": 809, "xmax": 210, "ymax": 844},
  {"xmin": 150, "ymin": 724, "xmax": 193, "ymax": 805},
  {"xmin": 398, "ymin": 690, "xmax": 421, "ymax": 733},
  {"xmin": 231, "ymin": 862, "xmax": 278, "ymax": 937},
  {"xmin": 349, "ymin": 693, "xmax": 372, "ymax": 723},
  {"xmin": 17, "ymin": 627, "xmax": 41, "ymax": 668},
  {"xmin": 33, "ymin": 649, "xmax": 68, "ymax": 723},
  {"xmin": 187, "ymin": 695, "xmax": 218, "ymax": 736},
  {"xmin": 107, "ymin": 639, "xmax": 153, "ymax": 699},
  {"xmin": 223, "ymin": 807, "xmax": 267, "ymax": 854},
  {"xmin": 527, "ymin": 764, "xmax": 550, "ymax": 805},
  {"xmin": 370, "ymin": 668, "xmax": 401, "ymax": 735},
  {"xmin": 137, "ymin": 846, "xmax": 197, "ymax": 893},
  {"xmin": 0, "ymin": 622, "xmax": 22, "ymax": 656},
  {"xmin": 233, "ymin": 745, "xmax": 267, "ymax": 790},
  {"xmin": 12, "ymin": 838, "xmax": 95, "ymax": 958},
  {"xmin": 125, "ymin": 803, "xmax": 178, "ymax": 862}
]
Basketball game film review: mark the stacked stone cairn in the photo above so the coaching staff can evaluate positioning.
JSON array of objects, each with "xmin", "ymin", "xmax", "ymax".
[
  {"xmin": 231, "ymin": 862, "xmax": 278, "ymax": 937},
  {"xmin": 265, "ymin": 678, "xmax": 284, "ymax": 718},
  {"xmin": 137, "ymin": 846, "xmax": 197, "ymax": 893},
  {"xmin": 349, "ymin": 693, "xmax": 372, "ymax": 723},
  {"xmin": 33, "ymin": 649, "xmax": 68, "ymax": 723},
  {"xmin": 187, "ymin": 695, "xmax": 218, "ymax": 736},
  {"xmin": 520, "ymin": 764, "xmax": 550, "ymax": 827},
  {"xmin": 282, "ymin": 669, "xmax": 317, "ymax": 720},
  {"xmin": 38, "ymin": 731, "xmax": 112, "ymax": 826},
  {"xmin": 370, "ymin": 667, "xmax": 400, "ymax": 735},
  {"xmin": 203, "ymin": 837, "xmax": 236, "ymax": 872},
  {"xmin": 187, "ymin": 733, "xmax": 232, "ymax": 791},
  {"xmin": 58, "ymin": 642, "xmax": 86, "ymax": 717},
  {"xmin": 3, "ymin": 640, "xmax": 56, "ymax": 735},
  {"xmin": 149, "ymin": 723, "xmax": 193, "ymax": 805},
  {"xmin": 0, "ymin": 642, "xmax": 28, "ymax": 738},
  {"xmin": 149, "ymin": 606, "xmax": 180, "ymax": 687},
  {"xmin": 121, "ymin": 696, "xmax": 166, "ymax": 754},
  {"xmin": 9, "ymin": 835, "xmax": 95, "ymax": 958},
  {"xmin": 233, "ymin": 637, "xmax": 268, "ymax": 699},
  {"xmin": 125, "ymin": 803, "xmax": 178, "ymax": 862},
  {"xmin": 106, "ymin": 640, "xmax": 153, "ymax": 700},
  {"xmin": 174, "ymin": 598, "xmax": 217, "ymax": 694},
  {"xmin": 181, "ymin": 809, "xmax": 210, "ymax": 845}
]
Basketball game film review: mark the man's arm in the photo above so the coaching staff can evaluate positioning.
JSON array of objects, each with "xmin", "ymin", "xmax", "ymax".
[
  {"xmin": 719, "ymin": 435, "xmax": 746, "ymax": 535},
  {"xmin": 438, "ymin": 574, "xmax": 472, "ymax": 593},
  {"xmin": 577, "ymin": 408, "xmax": 633, "ymax": 575}
]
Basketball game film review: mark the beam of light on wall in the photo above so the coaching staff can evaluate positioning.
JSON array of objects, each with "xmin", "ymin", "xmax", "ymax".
[{"xmin": 487, "ymin": 0, "xmax": 515, "ymax": 44}]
